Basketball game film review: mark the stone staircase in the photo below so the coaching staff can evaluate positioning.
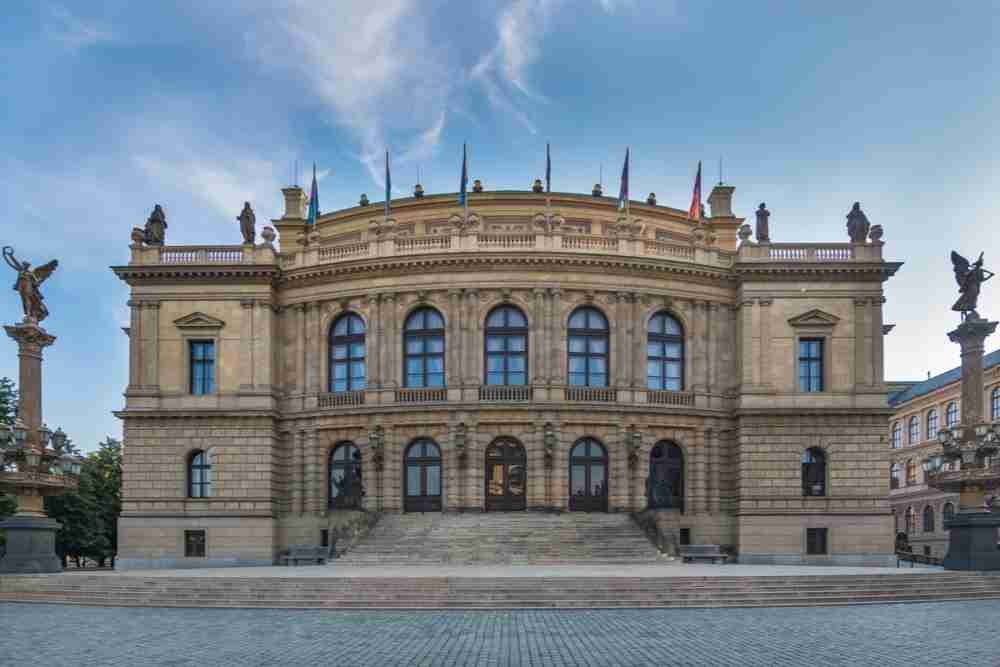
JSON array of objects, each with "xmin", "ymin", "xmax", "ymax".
[
  {"xmin": 3, "ymin": 572, "xmax": 1000, "ymax": 609},
  {"xmin": 336, "ymin": 512, "xmax": 664, "ymax": 565}
]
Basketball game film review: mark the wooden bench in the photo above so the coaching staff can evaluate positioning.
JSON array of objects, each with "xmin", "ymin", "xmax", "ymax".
[
  {"xmin": 680, "ymin": 544, "xmax": 727, "ymax": 564},
  {"xmin": 279, "ymin": 545, "xmax": 331, "ymax": 566}
]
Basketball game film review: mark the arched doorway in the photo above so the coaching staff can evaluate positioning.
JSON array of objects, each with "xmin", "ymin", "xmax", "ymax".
[
  {"xmin": 485, "ymin": 438, "xmax": 526, "ymax": 512},
  {"xmin": 403, "ymin": 439, "xmax": 442, "ymax": 512},
  {"xmin": 569, "ymin": 438, "xmax": 608, "ymax": 512},
  {"xmin": 648, "ymin": 441, "xmax": 684, "ymax": 511}
]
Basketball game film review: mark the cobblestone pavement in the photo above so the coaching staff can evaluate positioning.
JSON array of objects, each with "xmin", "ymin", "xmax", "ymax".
[{"xmin": 4, "ymin": 601, "xmax": 999, "ymax": 666}]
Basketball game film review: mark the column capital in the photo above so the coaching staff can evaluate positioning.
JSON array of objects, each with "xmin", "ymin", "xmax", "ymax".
[
  {"xmin": 240, "ymin": 298, "xmax": 255, "ymax": 309},
  {"xmin": 757, "ymin": 298, "xmax": 773, "ymax": 307}
]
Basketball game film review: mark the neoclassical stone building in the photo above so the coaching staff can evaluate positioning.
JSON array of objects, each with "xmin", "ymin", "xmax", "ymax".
[
  {"xmin": 887, "ymin": 349, "xmax": 1000, "ymax": 558},
  {"xmin": 112, "ymin": 181, "xmax": 900, "ymax": 568}
]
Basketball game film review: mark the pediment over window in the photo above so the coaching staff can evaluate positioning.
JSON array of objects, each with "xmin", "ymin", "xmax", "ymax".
[
  {"xmin": 787, "ymin": 309, "xmax": 840, "ymax": 328},
  {"xmin": 174, "ymin": 312, "xmax": 226, "ymax": 330}
]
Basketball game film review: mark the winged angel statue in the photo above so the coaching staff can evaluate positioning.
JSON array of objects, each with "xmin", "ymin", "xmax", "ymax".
[
  {"xmin": 951, "ymin": 250, "xmax": 994, "ymax": 320},
  {"xmin": 3, "ymin": 246, "xmax": 58, "ymax": 323}
]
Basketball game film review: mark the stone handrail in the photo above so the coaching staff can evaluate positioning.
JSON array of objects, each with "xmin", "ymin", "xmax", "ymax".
[
  {"xmin": 738, "ymin": 242, "xmax": 883, "ymax": 262},
  {"xmin": 130, "ymin": 244, "xmax": 278, "ymax": 266}
]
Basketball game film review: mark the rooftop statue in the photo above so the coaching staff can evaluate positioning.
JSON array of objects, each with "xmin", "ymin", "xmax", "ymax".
[
  {"xmin": 3, "ymin": 246, "xmax": 58, "ymax": 323},
  {"xmin": 846, "ymin": 202, "xmax": 870, "ymax": 243},
  {"xmin": 755, "ymin": 202, "xmax": 770, "ymax": 242},
  {"xmin": 237, "ymin": 201, "xmax": 256, "ymax": 244},
  {"xmin": 951, "ymin": 250, "xmax": 994, "ymax": 319},
  {"xmin": 145, "ymin": 204, "xmax": 168, "ymax": 246}
]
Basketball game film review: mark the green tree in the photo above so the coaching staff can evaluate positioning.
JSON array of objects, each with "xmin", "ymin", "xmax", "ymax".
[{"xmin": 0, "ymin": 377, "xmax": 18, "ymax": 521}]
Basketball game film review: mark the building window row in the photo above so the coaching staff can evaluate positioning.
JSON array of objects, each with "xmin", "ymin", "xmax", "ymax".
[
  {"xmin": 891, "ymin": 401, "xmax": 962, "ymax": 449},
  {"xmin": 902, "ymin": 502, "xmax": 955, "ymax": 535}
]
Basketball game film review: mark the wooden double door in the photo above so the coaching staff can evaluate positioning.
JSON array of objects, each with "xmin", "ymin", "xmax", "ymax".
[{"xmin": 485, "ymin": 439, "xmax": 526, "ymax": 512}]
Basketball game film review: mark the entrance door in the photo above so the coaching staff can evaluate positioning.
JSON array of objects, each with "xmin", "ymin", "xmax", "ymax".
[
  {"xmin": 569, "ymin": 438, "xmax": 608, "ymax": 512},
  {"xmin": 485, "ymin": 439, "xmax": 527, "ymax": 512},
  {"xmin": 403, "ymin": 439, "xmax": 442, "ymax": 512}
]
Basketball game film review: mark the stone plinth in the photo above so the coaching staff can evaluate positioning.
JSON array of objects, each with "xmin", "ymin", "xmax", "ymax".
[
  {"xmin": 0, "ymin": 516, "xmax": 62, "ymax": 573},
  {"xmin": 943, "ymin": 510, "xmax": 1000, "ymax": 571}
]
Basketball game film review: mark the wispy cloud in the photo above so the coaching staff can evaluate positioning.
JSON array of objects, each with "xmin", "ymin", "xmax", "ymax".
[{"xmin": 44, "ymin": 4, "xmax": 116, "ymax": 50}]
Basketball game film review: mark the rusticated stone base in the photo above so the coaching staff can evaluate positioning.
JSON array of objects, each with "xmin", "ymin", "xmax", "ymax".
[
  {"xmin": 0, "ymin": 516, "xmax": 62, "ymax": 574},
  {"xmin": 943, "ymin": 511, "xmax": 1000, "ymax": 571}
]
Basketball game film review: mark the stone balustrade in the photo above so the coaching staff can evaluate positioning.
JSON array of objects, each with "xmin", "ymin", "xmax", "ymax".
[{"xmin": 737, "ymin": 242, "xmax": 883, "ymax": 262}]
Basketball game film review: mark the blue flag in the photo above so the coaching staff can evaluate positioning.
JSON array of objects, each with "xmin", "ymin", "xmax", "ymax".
[
  {"xmin": 307, "ymin": 163, "xmax": 319, "ymax": 225},
  {"xmin": 545, "ymin": 142, "xmax": 551, "ymax": 193},
  {"xmin": 384, "ymin": 150, "xmax": 391, "ymax": 220},
  {"xmin": 458, "ymin": 142, "xmax": 468, "ymax": 207},
  {"xmin": 617, "ymin": 148, "xmax": 629, "ymax": 211}
]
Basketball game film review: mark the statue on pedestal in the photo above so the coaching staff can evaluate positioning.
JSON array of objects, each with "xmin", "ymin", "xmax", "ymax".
[
  {"xmin": 846, "ymin": 202, "xmax": 870, "ymax": 243},
  {"xmin": 237, "ymin": 202, "xmax": 256, "ymax": 245},
  {"xmin": 2, "ymin": 247, "xmax": 58, "ymax": 323},
  {"xmin": 951, "ymin": 251, "xmax": 994, "ymax": 319},
  {"xmin": 144, "ymin": 205, "xmax": 168, "ymax": 246},
  {"xmin": 755, "ymin": 203, "xmax": 770, "ymax": 242}
]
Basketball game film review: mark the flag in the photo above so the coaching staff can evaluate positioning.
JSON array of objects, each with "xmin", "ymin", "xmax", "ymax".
[
  {"xmin": 307, "ymin": 163, "xmax": 319, "ymax": 225},
  {"xmin": 688, "ymin": 161, "xmax": 702, "ymax": 221},
  {"xmin": 617, "ymin": 147, "xmax": 629, "ymax": 211},
  {"xmin": 545, "ymin": 142, "xmax": 551, "ymax": 193},
  {"xmin": 458, "ymin": 143, "xmax": 468, "ymax": 207},
  {"xmin": 384, "ymin": 150, "xmax": 391, "ymax": 220}
]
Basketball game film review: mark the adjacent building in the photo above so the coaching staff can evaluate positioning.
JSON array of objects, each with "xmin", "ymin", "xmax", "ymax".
[
  {"xmin": 887, "ymin": 349, "xmax": 1000, "ymax": 557},
  {"xmin": 112, "ymin": 180, "xmax": 900, "ymax": 568}
]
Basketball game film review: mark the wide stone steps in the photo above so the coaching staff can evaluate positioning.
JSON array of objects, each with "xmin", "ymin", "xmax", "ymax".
[
  {"xmin": 338, "ymin": 512, "xmax": 663, "ymax": 565},
  {"xmin": 4, "ymin": 573, "xmax": 1000, "ymax": 609}
]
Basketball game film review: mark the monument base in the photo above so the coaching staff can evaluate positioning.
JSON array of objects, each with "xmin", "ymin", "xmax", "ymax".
[
  {"xmin": 0, "ymin": 516, "xmax": 63, "ymax": 574},
  {"xmin": 943, "ymin": 511, "xmax": 1000, "ymax": 571}
]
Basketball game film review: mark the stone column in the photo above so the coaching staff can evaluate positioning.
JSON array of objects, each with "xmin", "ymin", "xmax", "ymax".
[
  {"xmin": 292, "ymin": 430, "xmax": 305, "ymax": 514},
  {"xmin": 256, "ymin": 301, "xmax": 274, "ymax": 392},
  {"xmin": 548, "ymin": 289, "xmax": 562, "ymax": 384},
  {"xmin": 305, "ymin": 303, "xmax": 321, "ymax": 394},
  {"xmin": 448, "ymin": 290, "xmax": 462, "ymax": 386},
  {"xmin": 384, "ymin": 294, "xmax": 398, "ymax": 389},
  {"xmin": 239, "ymin": 299, "xmax": 255, "ymax": 390},
  {"xmin": 307, "ymin": 429, "xmax": 322, "ymax": 513},
  {"xmin": 294, "ymin": 304, "xmax": 306, "ymax": 397},
  {"xmin": 854, "ymin": 297, "xmax": 870, "ymax": 387},
  {"xmin": 706, "ymin": 303, "xmax": 717, "ymax": 396},
  {"xmin": 631, "ymin": 293, "xmax": 643, "ymax": 388},
  {"xmin": 368, "ymin": 294, "xmax": 381, "ymax": 389},
  {"xmin": 871, "ymin": 296, "xmax": 886, "ymax": 387},
  {"xmin": 707, "ymin": 427, "xmax": 720, "ymax": 514},
  {"xmin": 140, "ymin": 301, "xmax": 160, "ymax": 390},
  {"xmin": 758, "ymin": 299, "xmax": 772, "ymax": 389},
  {"xmin": 126, "ymin": 300, "xmax": 142, "ymax": 390},
  {"xmin": 740, "ymin": 299, "xmax": 755, "ymax": 388},
  {"xmin": 464, "ymin": 290, "xmax": 480, "ymax": 386},
  {"xmin": 614, "ymin": 293, "xmax": 627, "ymax": 388},
  {"xmin": 692, "ymin": 430, "xmax": 708, "ymax": 513},
  {"xmin": 532, "ymin": 289, "xmax": 546, "ymax": 384}
]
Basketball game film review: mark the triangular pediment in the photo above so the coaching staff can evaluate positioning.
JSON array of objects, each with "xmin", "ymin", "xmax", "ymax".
[
  {"xmin": 174, "ymin": 312, "xmax": 226, "ymax": 329},
  {"xmin": 788, "ymin": 309, "xmax": 840, "ymax": 328}
]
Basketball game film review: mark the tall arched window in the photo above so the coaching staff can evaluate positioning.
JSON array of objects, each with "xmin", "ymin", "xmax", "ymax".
[
  {"xmin": 404, "ymin": 308, "xmax": 445, "ymax": 388},
  {"xmin": 569, "ymin": 438, "xmax": 608, "ymax": 512},
  {"xmin": 568, "ymin": 307, "xmax": 609, "ymax": 387},
  {"xmin": 890, "ymin": 462, "xmax": 902, "ymax": 490},
  {"xmin": 926, "ymin": 409, "xmax": 939, "ymax": 440},
  {"xmin": 905, "ymin": 459, "xmax": 917, "ymax": 485},
  {"xmin": 329, "ymin": 313, "xmax": 366, "ymax": 392},
  {"xmin": 328, "ymin": 442, "xmax": 362, "ymax": 510},
  {"xmin": 922, "ymin": 505, "xmax": 935, "ymax": 532},
  {"xmin": 943, "ymin": 502, "xmax": 955, "ymax": 524},
  {"xmin": 801, "ymin": 448, "xmax": 826, "ymax": 497},
  {"xmin": 946, "ymin": 401, "xmax": 959, "ymax": 428},
  {"xmin": 647, "ymin": 312, "xmax": 684, "ymax": 391},
  {"xmin": 891, "ymin": 422, "xmax": 902, "ymax": 449},
  {"xmin": 485, "ymin": 305, "xmax": 528, "ymax": 386},
  {"xmin": 648, "ymin": 441, "xmax": 684, "ymax": 510},
  {"xmin": 908, "ymin": 416, "xmax": 920, "ymax": 445},
  {"xmin": 188, "ymin": 450, "xmax": 211, "ymax": 498},
  {"xmin": 905, "ymin": 506, "xmax": 916, "ymax": 534},
  {"xmin": 992, "ymin": 387, "xmax": 1000, "ymax": 421}
]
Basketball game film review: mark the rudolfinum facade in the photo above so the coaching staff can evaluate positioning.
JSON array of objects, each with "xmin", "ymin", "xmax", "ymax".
[{"xmin": 112, "ymin": 182, "xmax": 900, "ymax": 568}]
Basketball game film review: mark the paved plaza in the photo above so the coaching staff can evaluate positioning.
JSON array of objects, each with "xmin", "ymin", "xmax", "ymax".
[{"xmin": 4, "ymin": 600, "xmax": 999, "ymax": 666}]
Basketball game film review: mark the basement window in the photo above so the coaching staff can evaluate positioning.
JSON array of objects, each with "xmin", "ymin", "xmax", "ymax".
[
  {"xmin": 679, "ymin": 528, "xmax": 691, "ymax": 546},
  {"xmin": 806, "ymin": 528, "xmax": 828, "ymax": 555},
  {"xmin": 184, "ymin": 530, "xmax": 206, "ymax": 558}
]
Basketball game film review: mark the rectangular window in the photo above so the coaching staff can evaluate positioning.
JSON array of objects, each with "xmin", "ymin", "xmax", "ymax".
[
  {"xmin": 184, "ymin": 530, "xmax": 206, "ymax": 557},
  {"xmin": 806, "ymin": 527, "xmax": 828, "ymax": 555},
  {"xmin": 798, "ymin": 338, "xmax": 824, "ymax": 392},
  {"xmin": 320, "ymin": 529, "xmax": 330, "ymax": 548},
  {"xmin": 189, "ymin": 341, "xmax": 215, "ymax": 395},
  {"xmin": 923, "ymin": 546, "xmax": 931, "ymax": 556},
  {"xmin": 679, "ymin": 528, "xmax": 691, "ymax": 546}
]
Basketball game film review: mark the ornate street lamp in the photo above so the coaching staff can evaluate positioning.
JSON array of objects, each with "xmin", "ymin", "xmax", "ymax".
[{"xmin": 12, "ymin": 416, "xmax": 27, "ymax": 446}]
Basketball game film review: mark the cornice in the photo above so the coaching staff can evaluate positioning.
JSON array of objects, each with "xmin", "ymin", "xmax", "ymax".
[
  {"xmin": 733, "ymin": 261, "xmax": 902, "ymax": 282},
  {"xmin": 111, "ymin": 264, "xmax": 280, "ymax": 286}
]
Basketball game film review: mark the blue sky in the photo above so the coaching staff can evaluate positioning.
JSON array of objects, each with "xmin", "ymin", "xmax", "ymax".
[{"xmin": 1, "ymin": 2, "xmax": 998, "ymax": 451}]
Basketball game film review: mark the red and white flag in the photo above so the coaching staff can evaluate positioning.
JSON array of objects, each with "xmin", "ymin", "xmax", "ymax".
[{"xmin": 688, "ymin": 161, "xmax": 702, "ymax": 221}]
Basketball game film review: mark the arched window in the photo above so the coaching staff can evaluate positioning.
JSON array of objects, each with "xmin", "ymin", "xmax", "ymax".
[
  {"xmin": 801, "ymin": 448, "xmax": 826, "ymax": 497},
  {"xmin": 905, "ymin": 459, "xmax": 917, "ymax": 485},
  {"xmin": 329, "ymin": 313, "xmax": 366, "ymax": 392},
  {"xmin": 946, "ymin": 401, "xmax": 959, "ymax": 428},
  {"xmin": 568, "ymin": 307, "xmax": 609, "ymax": 387},
  {"xmin": 905, "ymin": 506, "xmax": 916, "ymax": 534},
  {"xmin": 404, "ymin": 308, "xmax": 445, "ymax": 388},
  {"xmin": 908, "ymin": 416, "xmax": 920, "ymax": 445},
  {"xmin": 943, "ymin": 502, "xmax": 955, "ymax": 523},
  {"xmin": 485, "ymin": 305, "xmax": 528, "ymax": 386},
  {"xmin": 992, "ymin": 387, "xmax": 1000, "ymax": 421},
  {"xmin": 569, "ymin": 438, "xmax": 608, "ymax": 512},
  {"xmin": 328, "ymin": 442, "xmax": 362, "ymax": 510},
  {"xmin": 188, "ymin": 450, "xmax": 211, "ymax": 498},
  {"xmin": 647, "ymin": 312, "xmax": 684, "ymax": 391},
  {"xmin": 891, "ymin": 422, "xmax": 902, "ymax": 449},
  {"xmin": 403, "ymin": 439, "xmax": 442, "ymax": 512},
  {"xmin": 890, "ymin": 462, "xmax": 902, "ymax": 490},
  {"xmin": 648, "ymin": 441, "xmax": 684, "ymax": 510},
  {"xmin": 926, "ymin": 409, "xmax": 939, "ymax": 440},
  {"xmin": 922, "ymin": 505, "xmax": 935, "ymax": 533}
]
